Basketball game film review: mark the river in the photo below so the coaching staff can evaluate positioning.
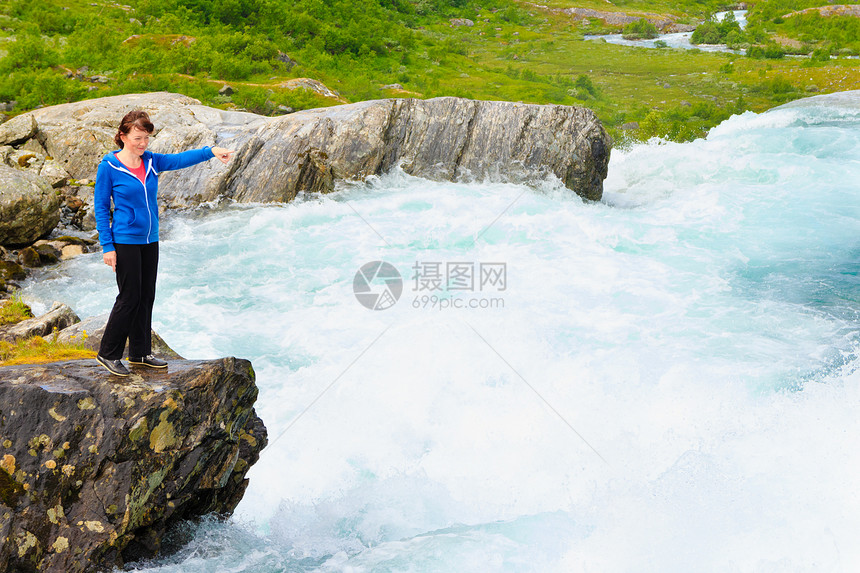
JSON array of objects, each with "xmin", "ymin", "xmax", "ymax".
[{"xmin": 22, "ymin": 90, "xmax": 860, "ymax": 572}]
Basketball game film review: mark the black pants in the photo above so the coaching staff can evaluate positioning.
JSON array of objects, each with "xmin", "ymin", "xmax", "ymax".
[{"xmin": 99, "ymin": 242, "xmax": 159, "ymax": 360}]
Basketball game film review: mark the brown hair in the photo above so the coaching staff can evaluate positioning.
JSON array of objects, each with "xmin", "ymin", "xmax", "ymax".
[{"xmin": 114, "ymin": 110, "xmax": 154, "ymax": 149}]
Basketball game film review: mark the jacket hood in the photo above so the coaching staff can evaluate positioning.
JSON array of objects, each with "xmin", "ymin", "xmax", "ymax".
[
  {"xmin": 102, "ymin": 149, "xmax": 153, "ymax": 166},
  {"xmin": 102, "ymin": 150, "xmax": 157, "ymax": 175}
]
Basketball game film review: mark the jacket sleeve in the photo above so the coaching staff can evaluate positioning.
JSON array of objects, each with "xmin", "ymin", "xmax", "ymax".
[
  {"xmin": 151, "ymin": 146, "xmax": 214, "ymax": 172},
  {"xmin": 94, "ymin": 161, "xmax": 115, "ymax": 253}
]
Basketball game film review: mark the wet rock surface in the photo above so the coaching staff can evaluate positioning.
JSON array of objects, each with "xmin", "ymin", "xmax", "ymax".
[{"xmin": 0, "ymin": 356, "xmax": 267, "ymax": 572}]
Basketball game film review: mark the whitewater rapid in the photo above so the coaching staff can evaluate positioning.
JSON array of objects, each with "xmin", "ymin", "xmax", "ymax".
[
  {"xmin": 585, "ymin": 10, "xmax": 747, "ymax": 53},
  {"xmin": 22, "ymin": 91, "xmax": 860, "ymax": 572}
]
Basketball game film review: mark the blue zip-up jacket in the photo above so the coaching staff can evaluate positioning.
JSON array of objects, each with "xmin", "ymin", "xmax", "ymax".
[{"xmin": 94, "ymin": 147, "xmax": 214, "ymax": 253}]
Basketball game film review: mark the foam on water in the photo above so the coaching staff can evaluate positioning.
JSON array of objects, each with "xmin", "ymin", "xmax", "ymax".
[
  {"xmin": 22, "ymin": 92, "xmax": 860, "ymax": 571},
  {"xmin": 584, "ymin": 11, "xmax": 747, "ymax": 53}
]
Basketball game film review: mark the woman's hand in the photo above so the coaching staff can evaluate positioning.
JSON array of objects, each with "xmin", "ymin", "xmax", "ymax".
[
  {"xmin": 212, "ymin": 147, "xmax": 235, "ymax": 164},
  {"xmin": 104, "ymin": 251, "xmax": 116, "ymax": 272}
]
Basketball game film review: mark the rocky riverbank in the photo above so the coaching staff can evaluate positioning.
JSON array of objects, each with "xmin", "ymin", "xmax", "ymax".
[
  {"xmin": 1, "ymin": 291, "xmax": 267, "ymax": 573},
  {"xmin": 0, "ymin": 91, "xmax": 611, "ymax": 570},
  {"xmin": 0, "ymin": 91, "xmax": 611, "ymax": 298},
  {"xmin": 0, "ymin": 356, "xmax": 267, "ymax": 572},
  {"xmin": 523, "ymin": 1, "xmax": 704, "ymax": 33},
  {"xmin": 9, "ymin": 91, "xmax": 611, "ymax": 210}
]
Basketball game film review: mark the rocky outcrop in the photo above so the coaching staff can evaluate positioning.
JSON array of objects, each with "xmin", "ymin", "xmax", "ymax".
[
  {"xmin": 0, "ymin": 165, "xmax": 61, "ymax": 247},
  {"xmin": 782, "ymin": 4, "xmax": 860, "ymax": 19},
  {"xmin": 26, "ymin": 93, "xmax": 261, "ymax": 183},
  {"xmin": 0, "ymin": 297, "xmax": 180, "ymax": 358},
  {"xmin": 665, "ymin": 23, "xmax": 697, "ymax": 33},
  {"xmin": 0, "ymin": 356, "xmax": 267, "ymax": 572},
  {"xmin": 220, "ymin": 97, "xmax": 610, "ymax": 202},
  {"xmin": 276, "ymin": 78, "xmax": 345, "ymax": 102},
  {"xmin": 563, "ymin": 7, "xmax": 664, "ymax": 27},
  {"xmin": 525, "ymin": 2, "xmax": 690, "ymax": 32},
  {"xmin": 0, "ymin": 115, "xmax": 38, "ymax": 147},
  {"xmin": 15, "ymin": 91, "xmax": 610, "ymax": 206},
  {"xmin": 0, "ymin": 301, "xmax": 79, "ymax": 343}
]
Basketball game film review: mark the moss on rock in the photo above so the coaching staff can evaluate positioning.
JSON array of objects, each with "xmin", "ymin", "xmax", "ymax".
[{"xmin": 0, "ymin": 357, "xmax": 267, "ymax": 571}]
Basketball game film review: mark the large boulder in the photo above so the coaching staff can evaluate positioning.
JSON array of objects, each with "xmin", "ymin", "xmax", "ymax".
[
  {"xmin": 27, "ymin": 92, "xmax": 265, "ymax": 182},
  {"xmin": 0, "ymin": 260, "xmax": 26, "ymax": 282},
  {"xmin": 20, "ymin": 92, "xmax": 611, "ymax": 205},
  {"xmin": 217, "ymin": 97, "xmax": 610, "ymax": 202},
  {"xmin": 0, "ymin": 357, "xmax": 267, "ymax": 572},
  {"xmin": 0, "ymin": 114, "xmax": 37, "ymax": 146},
  {"xmin": 0, "ymin": 164, "xmax": 61, "ymax": 247}
]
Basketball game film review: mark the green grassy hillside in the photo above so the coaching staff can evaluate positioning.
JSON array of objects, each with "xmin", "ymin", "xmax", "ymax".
[{"xmin": 0, "ymin": 0, "xmax": 858, "ymax": 143}]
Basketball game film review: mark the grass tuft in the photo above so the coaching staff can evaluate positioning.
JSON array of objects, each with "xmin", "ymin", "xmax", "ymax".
[
  {"xmin": 0, "ymin": 331, "xmax": 96, "ymax": 365},
  {"xmin": 0, "ymin": 296, "xmax": 34, "ymax": 326}
]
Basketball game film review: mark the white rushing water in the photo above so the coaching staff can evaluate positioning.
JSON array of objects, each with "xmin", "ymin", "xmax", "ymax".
[
  {"xmin": 586, "ymin": 10, "xmax": 747, "ymax": 53},
  {"xmin": 23, "ymin": 91, "xmax": 860, "ymax": 572}
]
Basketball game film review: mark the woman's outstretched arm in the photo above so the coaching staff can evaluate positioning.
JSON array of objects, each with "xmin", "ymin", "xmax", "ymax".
[{"xmin": 151, "ymin": 146, "xmax": 234, "ymax": 172}]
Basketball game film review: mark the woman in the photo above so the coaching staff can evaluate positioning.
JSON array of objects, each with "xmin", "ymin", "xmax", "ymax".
[{"xmin": 94, "ymin": 110, "xmax": 233, "ymax": 376}]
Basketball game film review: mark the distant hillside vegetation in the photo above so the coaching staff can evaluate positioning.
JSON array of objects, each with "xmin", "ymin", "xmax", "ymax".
[{"xmin": 0, "ymin": 0, "xmax": 857, "ymax": 143}]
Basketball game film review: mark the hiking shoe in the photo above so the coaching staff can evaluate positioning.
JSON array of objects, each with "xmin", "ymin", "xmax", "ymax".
[
  {"xmin": 96, "ymin": 354, "xmax": 130, "ymax": 377},
  {"xmin": 128, "ymin": 355, "xmax": 168, "ymax": 369}
]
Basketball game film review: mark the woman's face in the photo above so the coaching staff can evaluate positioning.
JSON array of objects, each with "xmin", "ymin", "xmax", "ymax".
[{"xmin": 121, "ymin": 126, "xmax": 150, "ymax": 157}]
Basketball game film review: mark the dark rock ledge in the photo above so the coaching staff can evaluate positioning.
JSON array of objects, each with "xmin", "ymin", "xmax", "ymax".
[{"xmin": 0, "ymin": 357, "xmax": 267, "ymax": 572}]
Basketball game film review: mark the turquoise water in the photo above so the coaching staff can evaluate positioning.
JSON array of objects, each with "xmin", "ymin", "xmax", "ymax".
[{"xmin": 23, "ymin": 91, "xmax": 860, "ymax": 572}]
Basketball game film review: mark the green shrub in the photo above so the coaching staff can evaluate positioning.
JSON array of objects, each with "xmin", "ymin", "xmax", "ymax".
[
  {"xmin": 692, "ymin": 11, "xmax": 745, "ymax": 45},
  {"xmin": 750, "ymin": 76, "xmax": 799, "ymax": 102},
  {"xmin": 63, "ymin": 20, "xmax": 125, "ymax": 70},
  {"xmin": 632, "ymin": 98, "xmax": 741, "ymax": 143},
  {"xmin": 0, "ymin": 24, "xmax": 60, "ymax": 72},
  {"xmin": 7, "ymin": 0, "xmax": 76, "ymax": 35},
  {"xmin": 747, "ymin": 44, "xmax": 785, "ymax": 59},
  {"xmin": 810, "ymin": 47, "xmax": 831, "ymax": 62},
  {"xmin": 782, "ymin": 13, "xmax": 860, "ymax": 53},
  {"xmin": 622, "ymin": 19, "xmax": 659, "ymax": 40},
  {"xmin": 520, "ymin": 69, "xmax": 538, "ymax": 82},
  {"xmin": 0, "ymin": 69, "xmax": 87, "ymax": 108},
  {"xmin": 691, "ymin": 21, "xmax": 721, "ymax": 44},
  {"xmin": 499, "ymin": 6, "xmax": 528, "ymax": 25},
  {"xmin": 574, "ymin": 74, "xmax": 598, "ymax": 99},
  {"xmin": 747, "ymin": 1, "xmax": 860, "ymax": 53}
]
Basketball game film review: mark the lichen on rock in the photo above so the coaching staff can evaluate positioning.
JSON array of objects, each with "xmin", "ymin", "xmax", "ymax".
[
  {"xmin": 19, "ymin": 92, "xmax": 611, "ymax": 208},
  {"xmin": 0, "ymin": 165, "xmax": 61, "ymax": 248},
  {"xmin": 0, "ymin": 357, "xmax": 267, "ymax": 572}
]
